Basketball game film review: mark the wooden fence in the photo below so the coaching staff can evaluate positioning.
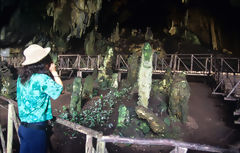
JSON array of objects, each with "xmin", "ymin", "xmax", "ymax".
[{"xmin": 0, "ymin": 96, "xmax": 238, "ymax": 153}]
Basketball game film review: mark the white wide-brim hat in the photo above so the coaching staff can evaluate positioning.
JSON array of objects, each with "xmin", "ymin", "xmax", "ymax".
[{"xmin": 22, "ymin": 44, "xmax": 51, "ymax": 66}]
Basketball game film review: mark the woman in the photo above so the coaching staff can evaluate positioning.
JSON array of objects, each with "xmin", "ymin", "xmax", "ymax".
[{"xmin": 17, "ymin": 44, "xmax": 63, "ymax": 153}]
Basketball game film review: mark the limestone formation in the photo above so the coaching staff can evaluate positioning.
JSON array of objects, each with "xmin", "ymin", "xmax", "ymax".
[
  {"xmin": 110, "ymin": 73, "xmax": 118, "ymax": 89},
  {"xmin": 98, "ymin": 47, "xmax": 114, "ymax": 83},
  {"xmin": 145, "ymin": 27, "xmax": 153, "ymax": 41},
  {"xmin": 48, "ymin": 0, "xmax": 102, "ymax": 38},
  {"xmin": 82, "ymin": 75, "xmax": 94, "ymax": 99},
  {"xmin": 116, "ymin": 105, "xmax": 130, "ymax": 128},
  {"xmin": 138, "ymin": 43, "xmax": 153, "ymax": 108},
  {"xmin": 168, "ymin": 72, "xmax": 190, "ymax": 123},
  {"xmin": 110, "ymin": 22, "xmax": 120, "ymax": 43},
  {"xmin": 127, "ymin": 53, "xmax": 139, "ymax": 86},
  {"xmin": 70, "ymin": 77, "xmax": 83, "ymax": 114},
  {"xmin": 135, "ymin": 106, "xmax": 166, "ymax": 134},
  {"xmin": 84, "ymin": 30, "xmax": 96, "ymax": 55}
]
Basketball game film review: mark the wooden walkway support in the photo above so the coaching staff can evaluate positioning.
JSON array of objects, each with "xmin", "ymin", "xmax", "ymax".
[
  {"xmin": 0, "ymin": 97, "xmax": 20, "ymax": 153},
  {"xmin": 0, "ymin": 125, "xmax": 6, "ymax": 153},
  {"xmin": 0, "ymin": 96, "xmax": 238, "ymax": 153}
]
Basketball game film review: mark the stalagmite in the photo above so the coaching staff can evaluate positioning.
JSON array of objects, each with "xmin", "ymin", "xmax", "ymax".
[
  {"xmin": 138, "ymin": 43, "xmax": 153, "ymax": 108},
  {"xmin": 127, "ymin": 53, "xmax": 139, "ymax": 86},
  {"xmin": 97, "ymin": 47, "xmax": 114, "ymax": 88},
  {"xmin": 70, "ymin": 77, "xmax": 83, "ymax": 114}
]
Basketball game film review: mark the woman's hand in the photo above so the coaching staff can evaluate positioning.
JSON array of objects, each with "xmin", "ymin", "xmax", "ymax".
[
  {"xmin": 49, "ymin": 63, "xmax": 63, "ymax": 87},
  {"xmin": 49, "ymin": 63, "xmax": 57, "ymax": 73}
]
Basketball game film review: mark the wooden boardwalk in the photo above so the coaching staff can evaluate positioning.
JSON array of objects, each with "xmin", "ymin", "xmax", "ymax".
[{"xmin": 57, "ymin": 54, "xmax": 240, "ymax": 99}]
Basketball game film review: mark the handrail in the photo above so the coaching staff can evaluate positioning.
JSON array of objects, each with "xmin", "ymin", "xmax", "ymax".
[{"xmin": 101, "ymin": 136, "xmax": 232, "ymax": 153}]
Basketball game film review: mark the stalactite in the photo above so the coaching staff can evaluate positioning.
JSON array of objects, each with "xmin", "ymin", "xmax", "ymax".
[
  {"xmin": 145, "ymin": 27, "xmax": 153, "ymax": 41},
  {"xmin": 84, "ymin": 30, "xmax": 96, "ymax": 55},
  {"xmin": 210, "ymin": 18, "xmax": 218, "ymax": 50},
  {"xmin": 49, "ymin": 0, "xmax": 102, "ymax": 39},
  {"xmin": 110, "ymin": 22, "xmax": 120, "ymax": 43}
]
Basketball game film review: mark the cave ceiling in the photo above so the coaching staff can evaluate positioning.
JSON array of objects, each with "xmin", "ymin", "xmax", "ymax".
[{"xmin": 0, "ymin": 0, "xmax": 240, "ymax": 55}]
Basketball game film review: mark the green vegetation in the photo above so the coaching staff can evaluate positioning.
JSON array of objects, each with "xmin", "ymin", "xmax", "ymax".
[
  {"xmin": 116, "ymin": 105, "xmax": 130, "ymax": 128},
  {"xmin": 61, "ymin": 87, "xmax": 131, "ymax": 128},
  {"xmin": 0, "ymin": 62, "xmax": 16, "ymax": 99}
]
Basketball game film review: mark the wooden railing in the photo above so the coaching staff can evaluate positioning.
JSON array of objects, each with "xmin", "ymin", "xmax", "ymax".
[
  {"xmin": 1, "ymin": 54, "xmax": 240, "ymax": 75},
  {"xmin": 56, "ymin": 54, "xmax": 240, "ymax": 76},
  {"xmin": 0, "ymin": 96, "xmax": 237, "ymax": 153}
]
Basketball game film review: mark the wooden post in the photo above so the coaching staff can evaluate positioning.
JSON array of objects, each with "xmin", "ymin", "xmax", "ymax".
[
  {"xmin": 190, "ymin": 54, "xmax": 193, "ymax": 72},
  {"xmin": 205, "ymin": 58, "xmax": 208, "ymax": 74},
  {"xmin": 77, "ymin": 71, "xmax": 82, "ymax": 77},
  {"xmin": 78, "ymin": 55, "xmax": 82, "ymax": 68},
  {"xmin": 210, "ymin": 54, "xmax": 213, "ymax": 73},
  {"xmin": 115, "ymin": 55, "xmax": 119, "ymax": 69},
  {"xmin": 85, "ymin": 135, "xmax": 94, "ymax": 153},
  {"xmin": 7, "ymin": 104, "xmax": 13, "ymax": 153},
  {"xmin": 161, "ymin": 59, "xmax": 164, "ymax": 71},
  {"xmin": 169, "ymin": 54, "xmax": 173, "ymax": 69},
  {"xmin": 170, "ymin": 146, "xmax": 188, "ymax": 153},
  {"xmin": 11, "ymin": 104, "xmax": 20, "ymax": 142},
  {"xmin": 0, "ymin": 125, "xmax": 6, "ymax": 153},
  {"xmin": 173, "ymin": 54, "xmax": 177, "ymax": 72},
  {"xmin": 97, "ymin": 55, "xmax": 100, "ymax": 69},
  {"xmin": 177, "ymin": 57, "xmax": 180, "ymax": 71},
  {"xmin": 96, "ymin": 139, "xmax": 105, "ymax": 153},
  {"xmin": 87, "ymin": 56, "xmax": 90, "ymax": 68},
  {"xmin": 118, "ymin": 72, "xmax": 121, "ymax": 82},
  {"xmin": 154, "ymin": 53, "xmax": 157, "ymax": 70},
  {"xmin": 221, "ymin": 58, "xmax": 223, "ymax": 72}
]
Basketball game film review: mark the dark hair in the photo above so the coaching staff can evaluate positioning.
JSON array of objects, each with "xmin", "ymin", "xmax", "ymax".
[{"xmin": 18, "ymin": 54, "xmax": 52, "ymax": 84}]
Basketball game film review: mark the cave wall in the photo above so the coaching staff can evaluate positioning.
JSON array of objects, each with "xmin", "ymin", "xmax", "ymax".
[
  {"xmin": 0, "ymin": 0, "xmax": 102, "ymax": 52},
  {"xmin": 0, "ymin": 0, "xmax": 240, "ymax": 56},
  {"xmin": 167, "ymin": 0, "xmax": 240, "ymax": 55}
]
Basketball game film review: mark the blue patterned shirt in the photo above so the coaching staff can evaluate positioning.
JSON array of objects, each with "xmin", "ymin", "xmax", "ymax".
[{"xmin": 17, "ymin": 73, "xmax": 63, "ymax": 123}]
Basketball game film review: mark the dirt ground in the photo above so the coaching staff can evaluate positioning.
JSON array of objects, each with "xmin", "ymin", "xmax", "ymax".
[
  {"xmin": 0, "ymin": 78, "xmax": 240, "ymax": 153},
  {"xmin": 49, "ymin": 78, "xmax": 240, "ymax": 153}
]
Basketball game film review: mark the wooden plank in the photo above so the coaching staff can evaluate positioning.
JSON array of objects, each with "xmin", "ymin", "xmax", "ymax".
[{"xmin": 55, "ymin": 118, "xmax": 102, "ymax": 138}]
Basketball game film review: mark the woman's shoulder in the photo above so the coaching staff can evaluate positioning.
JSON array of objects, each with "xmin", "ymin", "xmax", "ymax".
[{"xmin": 32, "ymin": 73, "xmax": 51, "ymax": 80}]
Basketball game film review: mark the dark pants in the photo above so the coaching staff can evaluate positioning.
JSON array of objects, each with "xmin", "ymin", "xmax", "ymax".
[{"xmin": 18, "ymin": 122, "xmax": 47, "ymax": 153}]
